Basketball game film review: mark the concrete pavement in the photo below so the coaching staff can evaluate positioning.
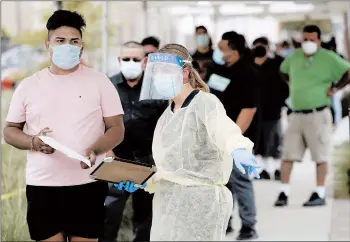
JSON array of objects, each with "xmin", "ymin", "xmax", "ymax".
[{"xmin": 226, "ymin": 157, "xmax": 334, "ymax": 241}]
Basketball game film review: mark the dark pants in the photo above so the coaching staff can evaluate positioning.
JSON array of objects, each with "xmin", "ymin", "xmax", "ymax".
[
  {"xmin": 101, "ymin": 184, "xmax": 153, "ymax": 242},
  {"xmin": 226, "ymin": 162, "xmax": 257, "ymax": 229},
  {"xmin": 261, "ymin": 119, "xmax": 282, "ymax": 159}
]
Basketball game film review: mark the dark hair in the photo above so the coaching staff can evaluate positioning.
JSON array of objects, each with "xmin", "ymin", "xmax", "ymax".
[
  {"xmin": 303, "ymin": 25, "xmax": 321, "ymax": 39},
  {"xmin": 253, "ymin": 37, "xmax": 269, "ymax": 46},
  {"xmin": 228, "ymin": 35, "xmax": 246, "ymax": 55},
  {"xmin": 322, "ymin": 36, "xmax": 337, "ymax": 51},
  {"xmin": 222, "ymin": 31, "xmax": 238, "ymax": 41},
  {"xmin": 141, "ymin": 36, "xmax": 160, "ymax": 48},
  {"xmin": 291, "ymin": 38, "xmax": 301, "ymax": 48},
  {"xmin": 281, "ymin": 40, "xmax": 290, "ymax": 48},
  {"xmin": 191, "ymin": 59, "xmax": 200, "ymax": 72},
  {"xmin": 195, "ymin": 25, "xmax": 208, "ymax": 33},
  {"xmin": 46, "ymin": 10, "xmax": 86, "ymax": 38}
]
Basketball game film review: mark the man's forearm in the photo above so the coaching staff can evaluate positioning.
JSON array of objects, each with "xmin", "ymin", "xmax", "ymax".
[
  {"xmin": 236, "ymin": 108, "xmax": 257, "ymax": 134},
  {"xmin": 89, "ymin": 126, "xmax": 124, "ymax": 156},
  {"xmin": 3, "ymin": 127, "xmax": 32, "ymax": 150},
  {"xmin": 334, "ymin": 69, "xmax": 350, "ymax": 90}
]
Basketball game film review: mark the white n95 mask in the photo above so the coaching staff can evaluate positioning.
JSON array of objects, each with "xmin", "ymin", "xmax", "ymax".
[
  {"xmin": 302, "ymin": 41, "xmax": 318, "ymax": 55},
  {"xmin": 153, "ymin": 74, "xmax": 183, "ymax": 99},
  {"xmin": 120, "ymin": 60, "xmax": 142, "ymax": 79}
]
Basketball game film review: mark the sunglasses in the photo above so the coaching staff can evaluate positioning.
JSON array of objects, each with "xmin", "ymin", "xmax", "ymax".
[{"xmin": 121, "ymin": 57, "xmax": 142, "ymax": 62}]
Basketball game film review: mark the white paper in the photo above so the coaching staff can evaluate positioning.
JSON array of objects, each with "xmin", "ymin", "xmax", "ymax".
[
  {"xmin": 38, "ymin": 136, "xmax": 91, "ymax": 167},
  {"xmin": 207, "ymin": 73, "xmax": 231, "ymax": 92}
]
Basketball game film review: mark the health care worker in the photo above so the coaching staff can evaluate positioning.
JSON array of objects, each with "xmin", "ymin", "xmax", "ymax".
[{"xmin": 115, "ymin": 44, "xmax": 261, "ymax": 241}]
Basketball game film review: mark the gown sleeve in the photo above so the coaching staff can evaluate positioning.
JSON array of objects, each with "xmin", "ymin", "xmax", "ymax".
[{"xmin": 196, "ymin": 93, "xmax": 254, "ymax": 154}]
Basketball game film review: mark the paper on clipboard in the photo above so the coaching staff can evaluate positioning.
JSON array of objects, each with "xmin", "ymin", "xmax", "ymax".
[
  {"xmin": 38, "ymin": 136, "xmax": 91, "ymax": 167},
  {"xmin": 207, "ymin": 73, "xmax": 231, "ymax": 92}
]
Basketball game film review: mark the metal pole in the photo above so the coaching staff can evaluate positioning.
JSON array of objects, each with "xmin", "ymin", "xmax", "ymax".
[
  {"xmin": 55, "ymin": 1, "xmax": 63, "ymax": 10},
  {"xmin": 143, "ymin": 0, "xmax": 149, "ymax": 37},
  {"xmin": 102, "ymin": 1, "xmax": 109, "ymax": 74},
  {"xmin": 15, "ymin": 1, "xmax": 22, "ymax": 37},
  {"xmin": 213, "ymin": 5, "xmax": 220, "ymax": 44}
]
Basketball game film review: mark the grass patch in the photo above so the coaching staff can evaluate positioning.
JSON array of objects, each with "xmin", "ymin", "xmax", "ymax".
[
  {"xmin": 2, "ymin": 90, "xmax": 30, "ymax": 241},
  {"xmin": 333, "ymin": 141, "xmax": 350, "ymax": 199},
  {"xmin": 1, "ymin": 143, "xmax": 29, "ymax": 241}
]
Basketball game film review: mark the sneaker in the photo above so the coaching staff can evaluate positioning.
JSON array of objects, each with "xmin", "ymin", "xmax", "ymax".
[
  {"xmin": 303, "ymin": 192, "xmax": 326, "ymax": 207},
  {"xmin": 236, "ymin": 226, "xmax": 258, "ymax": 240},
  {"xmin": 274, "ymin": 192, "xmax": 288, "ymax": 207},
  {"xmin": 226, "ymin": 216, "xmax": 234, "ymax": 234},
  {"xmin": 256, "ymin": 169, "xmax": 270, "ymax": 180},
  {"xmin": 274, "ymin": 170, "xmax": 281, "ymax": 181}
]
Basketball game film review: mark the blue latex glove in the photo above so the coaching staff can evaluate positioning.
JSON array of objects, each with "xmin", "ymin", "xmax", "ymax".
[
  {"xmin": 232, "ymin": 148, "xmax": 263, "ymax": 179},
  {"xmin": 114, "ymin": 180, "xmax": 147, "ymax": 193}
]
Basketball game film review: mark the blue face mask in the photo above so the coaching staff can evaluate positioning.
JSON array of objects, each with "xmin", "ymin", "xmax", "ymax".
[
  {"xmin": 279, "ymin": 48, "xmax": 293, "ymax": 58},
  {"xmin": 51, "ymin": 44, "xmax": 81, "ymax": 70},
  {"xmin": 212, "ymin": 49, "xmax": 225, "ymax": 65},
  {"xmin": 196, "ymin": 34, "xmax": 209, "ymax": 47}
]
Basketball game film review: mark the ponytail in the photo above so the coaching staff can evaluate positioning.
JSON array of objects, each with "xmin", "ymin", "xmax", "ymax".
[{"xmin": 188, "ymin": 67, "xmax": 210, "ymax": 92}]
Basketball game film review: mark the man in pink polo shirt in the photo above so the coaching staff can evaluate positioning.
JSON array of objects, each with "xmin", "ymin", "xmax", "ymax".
[{"xmin": 3, "ymin": 10, "xmax": 125, "ymax": 242}]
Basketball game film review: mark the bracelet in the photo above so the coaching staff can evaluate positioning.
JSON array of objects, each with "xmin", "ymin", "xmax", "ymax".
[{"xmin": 30, "ymin": 135, "xmax": 37, "ymax": 151}]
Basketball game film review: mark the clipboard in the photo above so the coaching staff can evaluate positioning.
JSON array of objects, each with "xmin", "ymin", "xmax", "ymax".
[{"xmin": 89, "ymin": 157, "xmax": 157, "ymax": 185}]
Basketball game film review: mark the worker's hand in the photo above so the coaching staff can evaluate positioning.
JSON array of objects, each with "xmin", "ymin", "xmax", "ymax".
[
  {"xmin": 81, "ymin": 148, "xmax": 96, "ymax": 169},
  {"xmin": 232, "ymin": 148, "xmax": 263, "ymax": 179},
  {"xmin": 114, "ymin": 180, "xmax": 146, "ymax": 193}
]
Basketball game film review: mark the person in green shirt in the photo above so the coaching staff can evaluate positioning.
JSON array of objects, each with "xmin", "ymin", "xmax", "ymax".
[{"xmin": 274, "ymin": 25, "xmax": 350, "ymax": 207}]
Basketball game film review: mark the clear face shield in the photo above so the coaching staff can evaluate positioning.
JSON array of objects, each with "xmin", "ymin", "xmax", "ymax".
[{"xmin": 139, "ymin": 53, "xmax": 187, "ymax": 101}]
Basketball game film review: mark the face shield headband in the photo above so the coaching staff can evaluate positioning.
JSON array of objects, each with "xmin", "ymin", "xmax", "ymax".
[{"xmin": 139, "ymin": 52, "xmax": 192, "ymax": 101}]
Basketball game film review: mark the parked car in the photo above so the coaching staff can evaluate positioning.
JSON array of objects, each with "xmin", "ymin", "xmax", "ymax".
[{"xmin": 1, "ymin": 44, "xmax": 47, "ymax": 72}]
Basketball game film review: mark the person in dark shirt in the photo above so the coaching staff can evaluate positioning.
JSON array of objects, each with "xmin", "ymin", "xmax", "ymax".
[
  {"xmin": 252, "ymin": 37, "xmax": 289, "ymax": 180},
  {"xmin": 205, "ymin": 32, "xmax": 259, "ymax": 241},
  {"xmin": 191, "ymin": 25, "xmax": 214, "ymax": 80},
  {"xmin": 102, "ymin": 41, "xmax": 168, "ymax": 242},
  {"xmin": 141, "ymin": 36, "xmax": 160, "ymax": 56}
]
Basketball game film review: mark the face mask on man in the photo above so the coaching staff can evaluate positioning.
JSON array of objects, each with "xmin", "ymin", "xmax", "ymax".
[
  {"xmin": 279, "ymin": 48, "xmax": 293, "ymax": 57},
  {"xmin": 120, "ymin": 60, "xmax": 143, "ymax": 80},
  {"xmin": 302, "ymin": 41, "xmax": 318, "ymax": 55},
  {"xmin": 212, "ymin": 49, "xmax": 225, "ymax": 65},
  {"xmin": 50, "ymin": 44, "xmax": 81, "ymax": 70},
  {"xmin": 252, "ymin": 46, "xmax": 267, "ymax": 58},
  {"xmin": 153, "ymin": 73, "xmax": 183, "ymax": 99},
  {"xmin": 196, "ymin": 34, "xmax": 209, "ymax": 47}
]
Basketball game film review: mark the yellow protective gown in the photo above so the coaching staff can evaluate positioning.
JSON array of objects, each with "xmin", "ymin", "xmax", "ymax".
[{"xmin": 148, "ymin": 91, "xmax": 254, "ymax": 241}]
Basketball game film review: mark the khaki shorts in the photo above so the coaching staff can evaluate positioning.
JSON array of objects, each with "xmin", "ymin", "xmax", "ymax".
[{"xmin": 282, "ymin": 108, "xmax": 332, "ymax": 163}]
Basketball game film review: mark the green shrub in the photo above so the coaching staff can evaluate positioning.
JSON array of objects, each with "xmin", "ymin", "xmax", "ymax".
[{"xmin": 333, "ymin": 141, "xmax": 350, "ymax": 199}]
